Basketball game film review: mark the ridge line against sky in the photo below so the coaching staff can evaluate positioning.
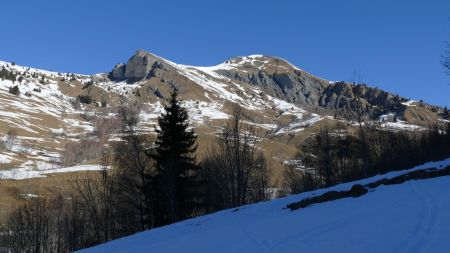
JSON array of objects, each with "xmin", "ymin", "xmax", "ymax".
[{"xmin": 0, "ymin": 0, "xmax": 449, "ymax": 106}]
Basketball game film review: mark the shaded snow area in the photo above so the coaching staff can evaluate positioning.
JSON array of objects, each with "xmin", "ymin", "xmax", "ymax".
[
  {"xmin": 79, "ymin": 158, "xmax": 450, "ymax": 253},
  {"xmin": 0, "ymin": 164, "xmax": 101, "ymax": 180}
]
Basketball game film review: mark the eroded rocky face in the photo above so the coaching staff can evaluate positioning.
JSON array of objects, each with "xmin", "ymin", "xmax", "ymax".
[
  {"xmin": 319, "ymin": 82, "xmax": 407, "ymax": 117},
  {"xmin": 109, "ymin": 50, "xmax": 171, "ymax": 83},
  {"xmin": 214, "ymin": 63, "xmax": 327, "ymax": 108}
]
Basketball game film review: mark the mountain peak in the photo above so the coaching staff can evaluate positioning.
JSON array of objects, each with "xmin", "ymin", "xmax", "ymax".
[
  {"xmin": 133, "ymin": 49, "xmax": 161, "ymax": 59},
  {"xmin": 109, "ymin": 50, "xmax": 170, "ymax": 82},
  {"xmin": 218, "ymin": 54, "xmax": 300, "ymax": 73}
]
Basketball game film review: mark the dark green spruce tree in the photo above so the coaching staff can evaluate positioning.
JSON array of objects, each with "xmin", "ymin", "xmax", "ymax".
[{"xmin": 150, "ymin": 88, "xmax": 201, "ymax": 225}]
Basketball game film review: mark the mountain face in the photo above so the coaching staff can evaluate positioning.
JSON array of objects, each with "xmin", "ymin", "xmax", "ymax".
[
  {"xmin": 109, "ymin": 52, "xmax": 329, "ymax": 107},
  {"xmin": 108, "ymin": 50, "xmax": 437, "ymax": 120},
  {"xmin": 0, "ymin": 50, "xmax": 447, "ymax": 181},
  {"xmin": 109, "ymin": 50, "xmax": 175, "ymax": 83}
]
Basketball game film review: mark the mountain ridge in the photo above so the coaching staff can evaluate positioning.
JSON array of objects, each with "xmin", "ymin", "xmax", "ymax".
[
  {"xmin": 0, "ymin": 50, "xmax": 447, "ymax": 182},
  {"xmin": 1, "ymin": 51, "xmax": 444, "ymax": 116},
  {"xmin": 107, "ymin": 50, "xmax": 444, "ymax": 121}
]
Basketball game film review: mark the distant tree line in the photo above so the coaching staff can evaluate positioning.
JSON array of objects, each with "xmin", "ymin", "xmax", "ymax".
[
  {"xmin": 284, "ymin": 121, "xmax": 450, "ymax": 194},
  {"xmin": 0, "ymin": 89, "xmax": 271, "ymax": 252}
]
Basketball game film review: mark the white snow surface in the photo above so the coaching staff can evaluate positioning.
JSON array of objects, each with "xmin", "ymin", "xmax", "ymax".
[
  {"xmin": 402, "ymin": 100, "xmax": 417, "ymax": 107},
  {"xmin": 0, "ymin": 154, "xmax": 12, "ymax": 163},
  {"xmin": 79, "ymin": 158, "xmax": 450, "ymax": 253},
  {"xmin": 0, "ymin": 164, "xmax": 102, "ymax": 180},
  {"xmin": 381, "ymin": 121, "xmax": 423, "ymax": 131},
  {"xmin": 183, "ymin": 100, "xmax": 229, "ymax": 123}
]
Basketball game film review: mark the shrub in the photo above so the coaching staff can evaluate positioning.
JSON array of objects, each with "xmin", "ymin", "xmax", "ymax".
[
  {"xmin": 78, "ymin": 95, "xmax": 93, "ymax": 104},
  {"xmin": 82, "ymin": 80, "xmax": 93, "ymax": 89},
  {"xmin": 8, "ymin": 85, "xmax": 20, "ymax": 95}
]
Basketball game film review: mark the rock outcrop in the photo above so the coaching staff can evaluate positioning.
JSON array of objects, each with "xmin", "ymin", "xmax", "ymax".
[
  {"xmin": 319, "ymin": 82, "xmax": 407, "ymax": 118},
  {"xmin": 109, "ymin": 50, "xmax": 170, "ymax": 83},
  {"xmin": 213, "ymin": 56, "xmax": 328, "ymax": 108},
  {"xmin": 110, "ymin": 63, "xmax": 126, "ymax": 80}
]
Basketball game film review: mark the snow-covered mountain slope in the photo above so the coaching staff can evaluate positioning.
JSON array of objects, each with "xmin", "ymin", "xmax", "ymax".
[
  {"xmin": 0, "ymin": 51, "xmax": 446, "ymax": 181},
  {"xmin": 78, "ymin": 158, "xmax": 450, "ymax": 253},
  {"xmin": 0, "ymin": 53, "xmax": 324, "ymax": 179},
  {"xmin": 0, "ymin": 61, "xmax": 102, "ymax": 178}
]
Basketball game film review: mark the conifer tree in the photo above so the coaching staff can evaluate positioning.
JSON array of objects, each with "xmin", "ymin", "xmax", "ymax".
[{"xmin": 150, "ymin": 88, "xmax": 200, "ymax": 224}]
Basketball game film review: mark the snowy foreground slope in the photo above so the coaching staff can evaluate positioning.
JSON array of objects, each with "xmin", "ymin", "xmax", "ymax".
[{"xmin": 79, "ymin": 158, "xmax": 450, "ymax": 253}]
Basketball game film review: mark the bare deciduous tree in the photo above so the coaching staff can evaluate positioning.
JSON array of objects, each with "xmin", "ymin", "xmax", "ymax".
[
  {"xmin": 5, "ymin": 129, "xmax": 18, "ymax": 151},
  {"xmin": 248, "ymin": 152, "xmax": 270, "ymax": 202},
  {"xmin": 1, "ymin": 195, "xmax": 72, "ymax": 252},
  {"xmin": 72, "ymin": 148, "xmax": 116, "ymax": 244},
  {"xmin": 201, "ymin": 104, "xmax": 270, "ymax": 211},
  {"xmin": 114, "ymin": 131, "xmax": 155, "ymax": 230},
  {"xmin": 119, "ymin": 103, "xmax": 141, "ymax": 132},
  {"xmin": 61, "ymin": 139, "xmax": 102, "ymax": 167},
  {"xmin": 282, "ymin": 163, "xmax": 315, "ymax": 195},
  {"xmin": 94, "ymin": 116, "xmax": 122, "ymax": 145}
]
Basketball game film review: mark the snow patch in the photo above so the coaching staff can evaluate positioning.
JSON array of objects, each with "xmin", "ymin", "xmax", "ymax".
[
  {"xmin": 0, "ymin": 154, "xmax": 12, "ymax": 163},
  {"xmin": 401, "ymin": 100, "xmax": 417, "ymax": 107},
  {"xmin": 0, "ymin": 164, "xmax": 103, "ymax": 180}
]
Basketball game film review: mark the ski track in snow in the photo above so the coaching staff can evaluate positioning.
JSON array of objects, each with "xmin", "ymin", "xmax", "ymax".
[
  {"xmin": 241, "ymin": 224, "xmax": 275, "ymax": 253},
  {"xmin": 395, "ymin": 181, "xmax": 438, "ymax": 253}
]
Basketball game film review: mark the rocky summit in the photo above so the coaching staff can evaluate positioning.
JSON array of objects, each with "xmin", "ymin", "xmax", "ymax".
[{"xmin": 109, "ymin": 50, "xmax": 173, "ymax": 83}]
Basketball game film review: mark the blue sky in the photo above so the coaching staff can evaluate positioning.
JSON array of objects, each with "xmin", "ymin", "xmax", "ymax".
[{"xmin": 0, "ymin": 0, "xmax": 449, "ymax": 106}]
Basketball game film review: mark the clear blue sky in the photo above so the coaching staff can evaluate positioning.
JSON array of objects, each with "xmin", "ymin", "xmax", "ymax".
[{"xmin": 1, "ymin": 0, "xmax": 449, "ymax": 106}]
